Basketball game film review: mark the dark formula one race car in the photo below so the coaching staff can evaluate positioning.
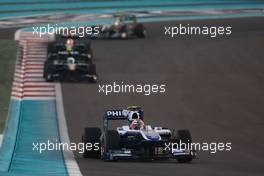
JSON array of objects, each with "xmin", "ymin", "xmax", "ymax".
[
  {"xmin": 82, "ymin": 106, "xmax": 197, "ymax": 162},
  {"xmin": 93, "ymin": 14, "xmax": 146, "ymax": 39},
  {"xmin": 43, "ymin": 35, "xmax": 97, "ymax": 82}
]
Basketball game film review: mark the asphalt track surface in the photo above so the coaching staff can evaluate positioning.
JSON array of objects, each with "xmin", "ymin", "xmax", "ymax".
[{"xmin": 62, "ymin": 17, "xmax": 264, "ymax": 176}]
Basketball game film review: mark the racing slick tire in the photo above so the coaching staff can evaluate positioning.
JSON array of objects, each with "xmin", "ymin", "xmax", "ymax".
[
  {"xmin": 82, "ymin": 127, "xmax": 102, "ymax": 158},
  {"xmin": 134, "ymin": 24, "xmax": 146, "ymax": 38},
  {"xmin": 83, "ymin": 42, "xmax": 93, "ymax": 59},
  {"xmin": 101, "ymin": 130, "xmax": 120, "ymax": 161},
  {"xmin": 120, "ymin": 26, "xmax": 128, "ymax": 39},
  {"xmin": 43, "ymin": 61, "xmax": 54, "ymax": 82},
  {"xmin": 88, "ymin": 63, "xmax": 96, "ymax": 74},
  {"xmin": 176, "ymin": 129, "xmax": 192, "ymax": 144},
  {"xmin": 88, "ymin": 64, "xmax": 98, "ymax": 83},
  {"xmin": 176, "ymin": 129, "xmax": 193, "ymax": 163}
]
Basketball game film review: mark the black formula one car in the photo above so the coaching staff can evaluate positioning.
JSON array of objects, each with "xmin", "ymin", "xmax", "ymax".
[
  {"xmin": 92, "ymin": 14, "xmax": 146, "ymax": 39},
  {"xmin": 82, "ymin": 106, "xmax": 197, "ymax": 162},
  {"xmin": 43, "ymin": 35, "xmax": 97, "ymax": 82},
  {"xmin": 47, "ymin": 34, "xmax": 93, "ymax": 59}
]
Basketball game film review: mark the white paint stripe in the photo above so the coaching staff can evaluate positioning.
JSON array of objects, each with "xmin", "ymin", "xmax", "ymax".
[
  {"xmin": 14, "ymin": 77, "xmax": 23, "ymax": 82},
  {"xmin": 24, "ymin": 79, "xmax": 44, "ymax": 82},
  {"xmin": 24, "ymin": 87, "xmax": 54, "ymax": 91},
  {"xmin": 15, "ymin": 69, "xmax": 23, "ymax": 73},
  {"xmin": 14, "ymin": 73, "xmax": 24, "ymax": 78},
  {"xmin": 26, "ymin": 44, "xmax": 46, "ymax": 47},
  {"xmin": 12, "ymin": 87, "xmax": 23, "ymax": 92},
  {"xmin": 24, "ymin": 63, "xmax": 45, "ymax": 66},
  {"xmin": 22, "ymin": 39, "xmax": 50, "ymax": 42},
  {"xmin": 25, "ymin": 58, "xmax": 46, "ymax": 60},
  {"xmin": 25, "ymin": 57, "xmax": 46, "ymax": 63},
  {"xmin": 13, "ymin": 82, "xmax": 23, "ymax": 87},
  {"xmin": 24, "ymin": 70, "xmax": 43, "ymax": 73},
  {"xmin": 55, "ymin": 83, "xmax": 83, "ymax": 176},
  {"xmin": 24, "ymin": 66, "xmax": 43, "ymax": 69},
  {"xmin": 27, "ymin": 46, "xmax": 46, "ymax": 49},
  {"xmin": 24, "ymin": 74, "xmax": 43, "ymax": 77},
  {"xmin": 0, "ymin": 134, "xmax": 3, "ymax": 147},
  {"xmin": 24, "ymin": 64, "xmax": 44, "ymax": 67},
  {"xmin": 24, "ymin": 61, "xmax": 44, "ymax": 65},
  {"xmin": 27, "ymin": 52, "xmax": 47, "ymax": 55},
  {"xmin": 11, "ymin": 96, "xmax": 22, "ymax": 101},
  {"xmin": 22, "ymin": 97, "xmax": 55, "ymax": 100},
  {"xmin": 15, "ymin": 65, "xmax": 24, "ymax": 70},
  {"xmin": 11, "ymin": 92, "xmax": 23, "ymax": 97},
  {"xmin": 15, "ymin": 29, "xmax": 22, "ymax": 41},
  {"xmin": 23, "ymin": 82, "xmax": 53, "ymax": 86},
  {"xmin": 26, "ymin": 48, "xmax": 46, "ymax": 50},
  {"xmin": 27, "ymin": 49, "xmax": 46, "ymax": 51},
  {"xmin": 25, "ymin": 55, "xmax": 46, "ymax": 58},
  {"xmin": 23, "ymin": 92, "xmax": 55, "ymax": 96}
]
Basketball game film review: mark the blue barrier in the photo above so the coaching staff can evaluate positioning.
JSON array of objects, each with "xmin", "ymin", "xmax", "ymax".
[{"xmin": 0, "ymin": 100, "xmax": 68, "ymax": 175}]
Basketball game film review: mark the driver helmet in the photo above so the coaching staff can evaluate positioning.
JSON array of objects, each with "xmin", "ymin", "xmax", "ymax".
[
  {"xmin": 126, "ymin": 106, "xmax": 143, "ymax": 120},
  {"xmin": 129, "ymin": 113, "xmax": 141, "ymax": 129},
  {"xmin": 114, "ymin": 17, "xmax": 121, "ymax": 26},
  {"xmin": 131, "ymin": 112, "xmax": 139, "ymax": 120},
  {"xmin": 66, "ymin": 38, "xmax": 74, "ymax": 52}
]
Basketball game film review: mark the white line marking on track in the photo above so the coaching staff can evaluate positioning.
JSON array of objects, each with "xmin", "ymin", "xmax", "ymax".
[
  {"xmin": 55, "ymin": 83, "xmax": 83, "ymax": 176},
  {"xmin": 0, "ymin": 134, "xmax": 3, "ymax": 147}
]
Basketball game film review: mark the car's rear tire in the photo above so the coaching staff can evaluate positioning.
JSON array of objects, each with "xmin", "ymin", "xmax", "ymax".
[
  {"xmin": 88, "ymin": 63, "xmax": 96, "ymax": 75},
  {"xmin": 90, "ymin": 75, "xmax": 98, "ymax": 83},
  {"xmin": 43, "ymin": 62, "xmax": 54, "ymax": 82},
  {"xmin": 134, "ymin": 24, "xmax": 146, "ymax": 38},
  {"xmin": 83, "ymin": 127, "xmax": 102, "ymax": 158},
  {"xmin": 88, "ymin": 64, "xmax": 97, "ymax": 83},
  {"xmin": 84, "ymin": 42, "xmax": 93, "ymax": 59},
  {"xmin": 176, "ymin": 129, "xmax": 192, "ymax": 163}
]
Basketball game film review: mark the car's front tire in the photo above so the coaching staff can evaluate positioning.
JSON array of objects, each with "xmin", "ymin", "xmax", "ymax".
[
  {"xmin": 82, "ymin": 127, "xmax": 102, "ymax": 158},
  {"xmin": 176, "ymin": 129, "xmax": 193, "ymax": 163}
]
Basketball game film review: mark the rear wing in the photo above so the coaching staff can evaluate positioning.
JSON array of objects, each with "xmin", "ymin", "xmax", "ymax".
[
  {"xmin": 105, "ymin": 110, "xmax": 127, "ymax": 120},
  {"xmin": 103, "ymin": 110, "xmax": 128, "ymax": 131}
]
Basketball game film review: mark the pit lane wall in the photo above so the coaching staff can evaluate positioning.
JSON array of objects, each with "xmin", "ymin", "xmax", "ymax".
[{"xmin": 0, "ymin": 33, "xmax": 69, "ymax": 175}]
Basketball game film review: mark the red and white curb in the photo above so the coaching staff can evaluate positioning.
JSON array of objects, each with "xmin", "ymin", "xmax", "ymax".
[
  {"xmin": 14, "ymin": 31, "xmax": 83, "ymax": 176},
  {"xmin": 12, "ymin": 32, "xmax": 55, "ymax": 100}
]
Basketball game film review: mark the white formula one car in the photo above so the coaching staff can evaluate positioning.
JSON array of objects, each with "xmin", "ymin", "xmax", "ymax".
[{"xmin": 82, "ymin": 106, "xmax": 197, "ymax": 162}]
